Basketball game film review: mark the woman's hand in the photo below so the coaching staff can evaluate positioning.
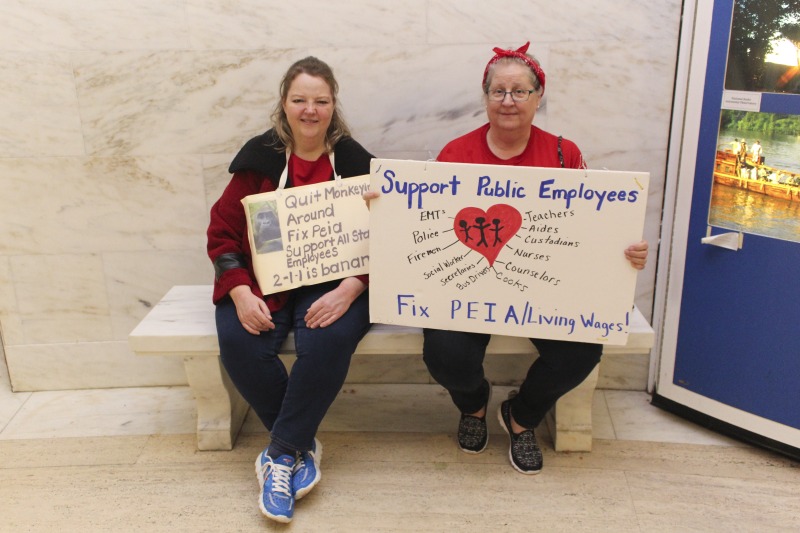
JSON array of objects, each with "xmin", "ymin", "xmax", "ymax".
[
  {"xmin": 305, "ymin": 277, "xmax": 366, "ymax": 328},
  {"xmin": 229, "ymin": 285, "xmax": 274, "ymax": 335},
  {"xmin": 362, "ymin": 190, "xmax": 380, "ymax": 210},
  {"xmin": 624, "ymin": 240, "xmax": 648, "ymax": 270}
]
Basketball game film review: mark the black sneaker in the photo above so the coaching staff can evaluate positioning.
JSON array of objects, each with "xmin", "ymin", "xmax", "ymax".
[
  {"xmin": 498, "ymin": 398, "xmax": 543, "ymax": 474},
  {"xmin": 457, "ymin": 381, "xmax": 492, "ymax": 454}
]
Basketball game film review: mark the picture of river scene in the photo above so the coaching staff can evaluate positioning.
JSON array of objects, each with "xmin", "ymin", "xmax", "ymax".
[{"xmin": 709, "ymin": 112, "xmax": 800, "ymax": 244}]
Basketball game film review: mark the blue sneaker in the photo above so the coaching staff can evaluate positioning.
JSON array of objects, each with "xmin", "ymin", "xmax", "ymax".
[
  {"xmin": 293, "ymin": 437, "xmax": 323, "ymax": 499},
  {"xmin": 257, "ymin": 454, "xmax": 295, "ymax": 523}
]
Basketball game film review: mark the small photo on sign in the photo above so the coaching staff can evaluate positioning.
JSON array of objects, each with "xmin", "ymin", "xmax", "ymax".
[{"xmin": 249, "ymin": 200, "xmax": 284, "ymax": 254}]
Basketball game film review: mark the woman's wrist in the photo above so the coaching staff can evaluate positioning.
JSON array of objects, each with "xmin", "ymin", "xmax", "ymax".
[
  {"xmin": 229, "ymin": 284, "xmax": 252, "ymax": 304},
  {"xmin": 337, "ymin": 277, "xmax": 367, "ymax": 300}
]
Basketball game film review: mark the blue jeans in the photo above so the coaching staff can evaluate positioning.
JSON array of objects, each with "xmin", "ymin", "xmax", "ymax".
[
  {"xmin": 422, "ymin": 329, "xmax": 602, "ymax": 428},
  {"xmin": 216, "ymin": 281, "xmax": 371, "ymax": 452}
]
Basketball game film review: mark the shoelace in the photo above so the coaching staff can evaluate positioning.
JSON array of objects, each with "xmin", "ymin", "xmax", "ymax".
[
  {"xmin": 263, "ymin": 459, "xmax": 293, "ymax": 497},
  {"xmin": 294, "ymin": 453, "xmax": 307, "ymax": 473}
]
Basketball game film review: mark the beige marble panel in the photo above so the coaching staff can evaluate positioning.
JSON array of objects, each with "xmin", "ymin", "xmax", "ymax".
[
  {"xmin": 0, "ymin": 0, "xmax": 190, "ymax": 51},
  {"xmin": 73, "ymin": 49, "xmax": 297, "ymax": 156},
  {"xmin": 186, "ymin": 0, "xmax": 427, "ymax": 50},
  {"xmin": 0, "ymin": 257, "xmax": 13, "ymax": 316},
  {"xmin": 104, "ymin": 250, "xmax": 212, "ymax": 340},
  {"xmin": 5, "ymin": 341, "xmax": 186, "ymax": 391},
  {"xmin": 0, "ymin": 364, "xmax": 29, "ymax": 434},
  {"xmin": 483, "ymin": 352, "xmax": 536, "ymax": 386},
  {"xmin": 1, "ymin": 259, "xmax": 23, "ymax": 350},
  {"xmin": 322, "ymin": 44, "xmax": 528, "ymax": 155},
  {"xmin": 202, "ymin": 153, "xmax": 235, "ymax": 213},
  {"xmin": 0, "ymin": 385, "xmax": 195, "ymax": 438},
  {"xmin": 10, "ymin": 254, "xmax": 112, "ymax": 344},
  {"xmin": 547, "ymin": 38, "xmax": 677, "ymax": 316},
  {"xmin": 591, "ymin": 390, "xmax": 616, "ymax": 440},
  {"xmin": 370, "ymin": 150, "xmax": 438, "ymax": 162},
  {"xmin": 427, "ymin": 0, "xmax": 682, "ymax": 43},
  {"xmin": 0, "ymin": 52, "xmax": 84, "ymax": 157},
  {"xmin": 0, "ymin": 156, "xmax": 207, "ymax": 255},
  {"xmin": 0, "ymin": 314, "xmax": 22, "ymax": 352},
  {"xmin": 597, "ymin": 352, "xmax": 649, "ymax": 390}
]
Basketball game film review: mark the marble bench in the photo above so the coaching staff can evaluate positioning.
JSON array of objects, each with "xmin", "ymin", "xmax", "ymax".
[{"xmin": 129, "ymin": 285, "xmax": 654, "ymax": 452}]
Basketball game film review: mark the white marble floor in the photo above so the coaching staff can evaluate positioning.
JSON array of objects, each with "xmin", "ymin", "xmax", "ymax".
[{"xmin": 1, "ymin": 359, "xmax": 798, "ymax": 532}]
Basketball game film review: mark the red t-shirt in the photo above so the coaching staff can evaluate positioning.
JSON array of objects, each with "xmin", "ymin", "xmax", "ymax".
[
  {"xmin": 288, "ymin": 153, "xmax": 333, "ymax": 186},
  {"xmin": 437, "ymin": 123, "xmax": 585, "ymax": 170}
]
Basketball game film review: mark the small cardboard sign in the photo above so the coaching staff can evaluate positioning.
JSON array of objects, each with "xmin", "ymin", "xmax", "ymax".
[
  {"xmin": 242, "ymin": 176, "xmax": 371, "ymax": 294},
  {"xmin": 367, "ymin": 159, "xmax": 649, "ymax": 345}
]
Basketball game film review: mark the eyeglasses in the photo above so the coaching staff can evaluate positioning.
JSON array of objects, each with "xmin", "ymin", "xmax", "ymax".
[{"xmin": 486, "ymin": 89, "xmax": 537, "ymax": 102}]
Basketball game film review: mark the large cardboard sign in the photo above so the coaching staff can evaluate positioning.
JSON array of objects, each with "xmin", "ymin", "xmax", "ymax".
[
  {"xmin": 242, "ymin": 176, "xmax": 371, "ymax": 295},
  {"xmin": 368, "ymin": 159, "xmax": 649, "ymax": 345}
]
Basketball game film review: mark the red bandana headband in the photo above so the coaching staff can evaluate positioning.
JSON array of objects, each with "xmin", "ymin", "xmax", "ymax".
[{"xmin": 482, "ymin": 41, "xmax": 546, "ymax": 96}]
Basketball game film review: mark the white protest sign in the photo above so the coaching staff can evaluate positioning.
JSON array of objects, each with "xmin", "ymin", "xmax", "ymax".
[
  {"xmin": 242, "ymin": 175, "xmax": 371, "ymax": 295},
  {"xmin": 368, "ymin": 159, "xmax": 649, "ymax": 345}
]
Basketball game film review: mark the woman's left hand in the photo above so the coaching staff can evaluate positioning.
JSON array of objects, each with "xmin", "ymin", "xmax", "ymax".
[
  {"xmin": 625, "ymin": 240, "xmax": 648, "ymax": 270},
  {"xmin": 362, "ymin": 190, "xmax": 380, "ymax": 210},
  {"xmin": 305, "ymin": 277, "xmax": 367, "ymax": 328}
]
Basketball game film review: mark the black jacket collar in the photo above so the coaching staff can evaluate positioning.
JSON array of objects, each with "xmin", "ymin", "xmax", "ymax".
[{"xmin": 228, "ymin": 129, "xmax": 373, "ymax": 187}]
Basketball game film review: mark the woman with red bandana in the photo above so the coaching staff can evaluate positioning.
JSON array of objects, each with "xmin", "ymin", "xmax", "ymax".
[
  {"xmin": 208, "ymin": 56, "xmax": 372, "ymax": 522},
  {"xmin": 368, "ymin": 43, "xmax": 648, "ymax": 474}
]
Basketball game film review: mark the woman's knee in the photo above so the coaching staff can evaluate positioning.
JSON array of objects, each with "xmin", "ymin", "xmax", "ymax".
[
  {"xmin": 422, "ymin": 329, "xmax": 486, "ymax": 380},
  {"xmin": 536, "ymin": 341, "xmax": 602, "ymax": 374}
]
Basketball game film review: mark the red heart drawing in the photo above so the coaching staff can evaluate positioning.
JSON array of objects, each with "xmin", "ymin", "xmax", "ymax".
[{"xmin": 453, "ymin": 204, "xmax": 522, "ymax": 266}]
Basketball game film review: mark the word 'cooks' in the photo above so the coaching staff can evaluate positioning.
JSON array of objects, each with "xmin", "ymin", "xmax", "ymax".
[{"xmin": 381, "ymin": 170, "xmax": 462, "ymax": 209}]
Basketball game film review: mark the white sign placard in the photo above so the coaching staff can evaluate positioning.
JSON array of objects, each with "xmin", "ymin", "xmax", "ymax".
[
  {"xmin": 368, "ymin": 159, "xmax": 649, "ymax": 345},
  {"xmin": 242, "ymin": 176, "xmax": 371, "ymax": 295}
]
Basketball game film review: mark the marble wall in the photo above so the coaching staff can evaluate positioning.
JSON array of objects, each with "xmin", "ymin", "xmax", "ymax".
[{"xmin": 0, "ymin": 0, "xmax": 682, "ymax": 391}]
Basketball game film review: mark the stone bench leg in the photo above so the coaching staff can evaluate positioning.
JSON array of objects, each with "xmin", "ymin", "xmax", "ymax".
[
  {"xmin": 183, "ymin": 355, "xmax": 250, "ymax": 451},
  {"xmin": 545, "ymin": 365, "xmax": 599, "ymax": 452}
]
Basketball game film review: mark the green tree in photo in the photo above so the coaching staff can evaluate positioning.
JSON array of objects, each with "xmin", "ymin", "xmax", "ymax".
[{"xmin": 726, "ymin": 0, "xmax": 800, "ymax": 92}]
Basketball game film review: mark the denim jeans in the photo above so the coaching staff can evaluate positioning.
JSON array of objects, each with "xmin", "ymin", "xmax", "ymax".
[
  {"xmin": 216, "ymin": 281, "xmax": 371, "ymax": 452},
  {"xmin": 422, "ymin": 328, "xmax": 602, "ymax": 429}
]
